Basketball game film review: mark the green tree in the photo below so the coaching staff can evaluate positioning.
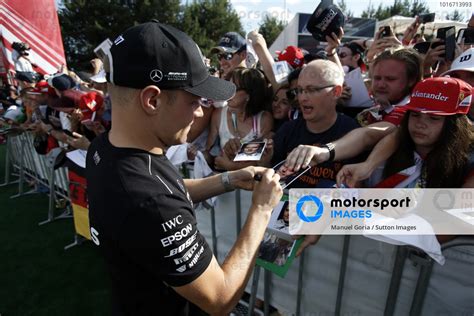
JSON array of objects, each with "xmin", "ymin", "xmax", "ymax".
[
  {"xmin": 180, "ymin": 0, "xmax": 244, "ymax": 57},
  {"xmin": 361, "ymin": 3, "xmax": 376, "ymax": 19},
  {"xmin": 337, "ymin": 0, "xmax": 353, "ymax": 18},
  {"xmin": 361, "ymin": 0, "xmax": 429, "ymax": 20},
  {"xmin": 259, "ymin": 15, "xmax": 285, "ymax": 48},
  {"xmin": 446, "ymin": 10, "xmax": 464, "ymax": 21},
  {"xmin": 59, "ymin": 0, "xmax": 180, "ymax": 70},
  {"xmin": 410, "ymin": 0, "xmax": 429, "ymax": 16}
]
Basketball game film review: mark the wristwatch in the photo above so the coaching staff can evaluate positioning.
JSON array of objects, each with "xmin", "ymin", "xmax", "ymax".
[
  {"xmin": 221, "ymin": 172, "xmax": 235, "ymax": 192},
  {"xmin": 322, "ymin": 142, "xmax": 336, "ymax": 162}
]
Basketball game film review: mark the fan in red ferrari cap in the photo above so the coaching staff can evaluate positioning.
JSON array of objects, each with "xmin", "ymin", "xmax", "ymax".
[
  {"xmin": 276, "ymin": 46, "xmax": 305, "ymax": 69},
  {"xmin": 337, "ymin": 77, "xmax": 474, "ymax": 191}
]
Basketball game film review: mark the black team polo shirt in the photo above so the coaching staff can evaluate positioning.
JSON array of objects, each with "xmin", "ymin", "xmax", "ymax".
[{"xmin": 86, "ymin": 132, "xmax": 212, "ymax": 316}]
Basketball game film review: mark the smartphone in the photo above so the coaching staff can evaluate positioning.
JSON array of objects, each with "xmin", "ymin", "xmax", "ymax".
[
  {"xmin": 440, "ymin": 27, "xmax": 456, "ymax": 61},
  {"xmin": 413, "ymin": 41, "xmax": 431, "ymax": 54},
  {"xmin": 419, "ymin": 13, "xmax": 435, "ymax": 24},
  {"xmin": 379, "ymin": 26, "xmax": 391, "ymax": 39},
  {"xmin": 62, "ymin": 129, "xmax": 74, "ymax": 137},
  {"xmin": 434, "ymin": 26, "xmax": 456, "ymax": 61},
  {"xmin": 457, "ymin": 28, "xmax": 474, "ymax": 45}
]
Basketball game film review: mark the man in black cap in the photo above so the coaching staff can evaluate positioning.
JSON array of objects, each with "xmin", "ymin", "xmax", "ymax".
[
  {"xmin": 86, "ymin": 21, "xmax": 282, "ymax": 315},
  {"xmin": 210, "ymin": 32, "xmax": 247, "ymax": 79}
]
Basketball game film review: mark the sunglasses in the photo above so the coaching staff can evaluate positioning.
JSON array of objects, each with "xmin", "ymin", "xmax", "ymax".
[
  {"xmin": 217, "ymin": 52, "xmax": 235, "ymax": 61},
  {"xmin": 286, "ymin": 88, "xmax": 298, "ymax": 101},
  {"xmin": 338, "ymin": 52, "xmax": 351, "ymax": 58}
]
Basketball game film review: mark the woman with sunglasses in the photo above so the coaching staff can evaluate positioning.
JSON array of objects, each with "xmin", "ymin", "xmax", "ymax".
[{"xmin": 205, "ymin": 67, "xmax": 273, "ymax": 170}]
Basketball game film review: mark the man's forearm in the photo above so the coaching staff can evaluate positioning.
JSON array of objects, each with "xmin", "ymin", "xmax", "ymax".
[
  {"xmin": 184, "ymin": 174, "xmax": 230, "ymax": 202},
  {"xmin": 219, "ymin": 205, "xmax": 272, "ymax": 313},
  {"xmin": 363, "ymin": 129, "xmax": 399, "ymax": 172},
  {"xmin": 333, "ymin": 122, "xmax": 396, "ymax": 161}
]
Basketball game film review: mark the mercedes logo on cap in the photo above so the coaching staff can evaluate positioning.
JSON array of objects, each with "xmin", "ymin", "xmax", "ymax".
[{"xmin": 150, "ymin": 69, "xmax": 163, "ymax": 83}]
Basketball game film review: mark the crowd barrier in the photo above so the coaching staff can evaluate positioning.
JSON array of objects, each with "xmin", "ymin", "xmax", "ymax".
[
  {"xmin": 1, "ymin": 131, "xmax": 87, "ymax": 249},
  {"xmin": 2, "ymin": 133, "xmax": 474, "ymax": 315},
  {"xmin": 195, "ymin": 185, "xmax": 474, "ymax": 315}
]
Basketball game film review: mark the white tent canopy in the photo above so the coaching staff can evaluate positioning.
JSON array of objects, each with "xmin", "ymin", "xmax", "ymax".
[{"xmin": 376, "ymin": 15, "xmax": 467, "ymax": 36}]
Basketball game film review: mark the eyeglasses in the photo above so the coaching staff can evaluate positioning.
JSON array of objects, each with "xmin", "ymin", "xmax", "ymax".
[
  {"xmin": 217, "ymin": 52, "xmax": 235, "ymax": 61},
  {"xmin": 296, "ymin": 85, "xmax": 335, "ymax": 95},
  {"xmin": 286, "ymin": 88, "xmax": 298, "ymax": 101},
  {"xmin": 338, "ymin": 52, "xmax": 351, "ymax": 58}
]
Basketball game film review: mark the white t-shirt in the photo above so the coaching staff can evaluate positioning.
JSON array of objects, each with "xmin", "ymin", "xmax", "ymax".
[{"xmin": 14, "ymin": 57, "xmax": 34, "ymax": 72}]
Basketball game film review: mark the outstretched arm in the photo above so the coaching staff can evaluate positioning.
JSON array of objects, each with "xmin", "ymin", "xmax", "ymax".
[
  {"xmin": 285, "ymin": 121, "xmax": 396, "ymax": 171},
  {"xmin": 175, "ymin": 169, "xmax": 282, "ymax": 315}
]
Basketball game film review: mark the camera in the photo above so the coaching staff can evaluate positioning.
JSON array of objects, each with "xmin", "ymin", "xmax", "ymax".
[
  {"xmin": 208, "ymin": 66, "xmax": 217, "ymax": 76},
  {"xmin": 419, "ymin": 13, "xmax": 435, "ymax": 24},
  {"xmin": 379, "ymin": 26, "xmax": 391, "ymax": 39}
]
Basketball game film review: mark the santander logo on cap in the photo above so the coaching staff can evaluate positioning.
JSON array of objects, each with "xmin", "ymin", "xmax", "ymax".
[{"xmin": 411, "ymin": 91, "xmax": 449, "ymax": 102}]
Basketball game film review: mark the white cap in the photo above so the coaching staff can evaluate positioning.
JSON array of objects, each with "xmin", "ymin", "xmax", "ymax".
[
  {"xmin": 3, "ymin": 105, "xmax": 24, "ymax": 122},
  {"xmin": 441, "ymin": 48, "xmax": 474, "ymax": 77},
  {"xmin": 90, "ymin": 69, "xmax": 107, "ymax": 83}
]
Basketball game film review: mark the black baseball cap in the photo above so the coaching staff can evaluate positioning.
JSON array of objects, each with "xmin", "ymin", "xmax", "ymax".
[
  {"xmin": 306, "ymin": 0, "xmax": 345, "ymax": 42},
  {"xmin": 107, "ymin": 21, "xmax": 235, "ymax": 101},
  {"xmin": 210, "ymin": 32, "xmax": 246, "ymax": 54},
  {"xmin": 47, "ymin": 73, "xmax": 76, "ymax": 91}
]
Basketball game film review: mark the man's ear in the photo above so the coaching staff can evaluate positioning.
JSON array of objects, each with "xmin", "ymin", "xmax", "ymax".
[
  {"xmin": 333, "ymin": 85, "xmax": 343, "ymax": 98},
  {"xmin": 140, "ymin": 85, "xmax": 162, "ymax": 115}
]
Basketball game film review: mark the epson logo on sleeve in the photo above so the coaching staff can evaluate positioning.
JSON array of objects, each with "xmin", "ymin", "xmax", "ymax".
[
  {"xmin": 188, "ymin": 246, "xmax": 204, "ymax": 268},
  {"xmin": 174, "ymin": 243, "xmax": 199, "ymax": 265},
  {"xmin": 160, "ymin": 223, "xmax": 193, "ymax": 247},
  {"xmin": 163, "ymin": 231, "xmax": 198, "ymax": 258}
]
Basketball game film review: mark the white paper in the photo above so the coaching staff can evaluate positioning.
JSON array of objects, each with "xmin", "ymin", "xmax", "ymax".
[
  {"xmin": 245, "ymin": 34, "xmax": 259, "ymax": 69},
  {"xmin": 166, "ymin": 144, "xmax": 189, "ymax": 166},
  {"xmin": 272, "ymin": 61, "xmax": 293, "ymax": 84},
  {"xmin": 344, "ymin": 68, "xmax": 373, "ymax": 108},
  {"xmin": 364, "ymin": 213, "xmax": 445, "ymax": 264},
  {"xmin": 233, "ymin": 141, "xmax": 266, "ymax": 162},
  {"xmin": 66, "ymin": 149, "xmax": 87, "ymax": 168}
]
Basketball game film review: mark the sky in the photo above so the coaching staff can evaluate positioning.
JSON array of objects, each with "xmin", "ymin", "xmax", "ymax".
[
  {"xmin": 55, "ymin": 0, "xmax": 472, "ymax": 33},
  {"xmin": 226, "ymin": 0, "xmax": 472, "ymax": 32}
]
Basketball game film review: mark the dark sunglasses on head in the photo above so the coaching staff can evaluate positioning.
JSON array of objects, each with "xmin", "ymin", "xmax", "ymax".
[
  {"xmin": 286, "ymin": 88, "xmax": 298, "ymax": 101},
  {"xmin": 217, "ymin": 52, "xmax": 234, "ymax": 61}
]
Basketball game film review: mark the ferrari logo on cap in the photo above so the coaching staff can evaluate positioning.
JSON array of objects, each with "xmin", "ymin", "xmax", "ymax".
[{"xmin": 150, "ymin": 69, "xmax": 163, "ymax": 83}]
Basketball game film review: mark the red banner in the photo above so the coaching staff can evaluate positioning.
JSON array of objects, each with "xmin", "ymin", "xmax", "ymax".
[{"xmin": 0, "ymin": 0, "xmax": 66, "ymax": 78}]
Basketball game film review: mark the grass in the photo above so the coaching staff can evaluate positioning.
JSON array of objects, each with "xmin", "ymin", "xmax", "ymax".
[{"xmin": 0, "ymin": 144, "xmax": 110, "ymax": 316}]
